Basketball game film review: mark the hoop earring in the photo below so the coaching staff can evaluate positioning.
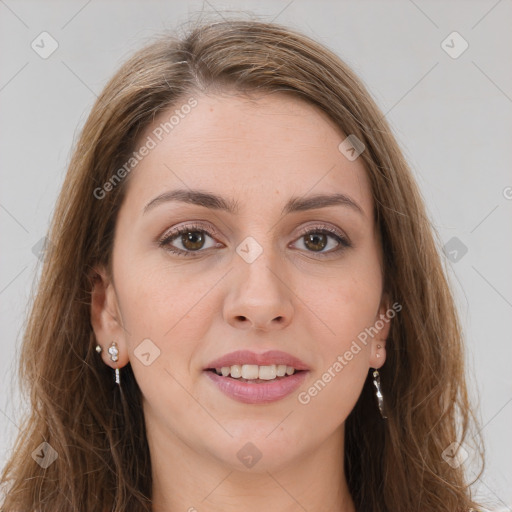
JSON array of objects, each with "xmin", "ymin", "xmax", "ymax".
[
  {"xmin": 372, "ymin": 369, "xmax": 387, "ymax": 419},
  {"xmin": 95, "ymin": 342, "xmax": 121, "ymax": 386}
]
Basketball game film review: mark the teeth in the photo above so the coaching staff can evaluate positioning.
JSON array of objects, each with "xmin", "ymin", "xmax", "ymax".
[
  {"xmin": 257, "ymin": 365, "xmax": 276, "ymax": 380},
  {"xmin": 214, "ymin": 364, "xmax": 297, "ymax": 380},
  {"xmin": 230, "ymin": 365, "xmax": 242, "ymax": 378},
  {"xmin": 241, "ymin": 364, "xmax": 259, "ymax": 379},
  {"xmin": 276, "ymin": 364, "xmax": 287, "ymax": 377}
]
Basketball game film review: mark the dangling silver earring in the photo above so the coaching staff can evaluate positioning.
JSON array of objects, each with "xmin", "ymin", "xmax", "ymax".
[
  {"xmin": 96, "ymin": 342, "xmax": 121, "ymax": 385},
  {"xmin": 372, "ymin": 369, "xmax": 387, "ymax": 419},
  {"xmin": 108, "ymin": 341, "xmax": 121, "ymax": 386}
]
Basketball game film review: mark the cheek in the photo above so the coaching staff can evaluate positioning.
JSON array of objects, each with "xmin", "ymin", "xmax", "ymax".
[
  {"xmin": 294, "ymin": 256, "xmax": 382, "ymax": 410},
  {"xmin": 113, "ymin": 256, "xmax": 222, "ymax": 400},
  {"xmin": 295, "ymin": 274, "xmax": 377, "ymax": 422},
  {"xmin": 302, "ymin": 268, "xmax": 382, "ymax": 347},
  {"xmin": 114, "ymin": 248, "xmax": 210, "ymax": 335},
  {"xmin": 114, "ymin": 264, "xmax": 209, "ymax": 417},
  {"xmin": 297, "ymin": 355, "xmax": 368, "ymax": 432}
]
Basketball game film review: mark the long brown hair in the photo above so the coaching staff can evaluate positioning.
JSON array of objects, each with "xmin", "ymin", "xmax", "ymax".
[{"xmin": 1, "ymin": 15, "xmax": 484, "ymax": 512}]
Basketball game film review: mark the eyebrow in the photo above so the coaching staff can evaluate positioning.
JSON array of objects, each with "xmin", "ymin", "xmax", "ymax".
[{"xmin": 143, "ymin": 188, "xmax": 365, "ymax": 217}]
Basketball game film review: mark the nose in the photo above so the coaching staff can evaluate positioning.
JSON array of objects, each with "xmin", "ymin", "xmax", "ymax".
[{"xmin": 223, "ymin": 252, "xmax": 294, "ymax": 332}]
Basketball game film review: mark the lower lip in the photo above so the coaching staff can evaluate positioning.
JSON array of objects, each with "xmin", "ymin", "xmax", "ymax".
[{"xmin": 204, "ymin": 370, "xmax": 309, "ymax": 404}]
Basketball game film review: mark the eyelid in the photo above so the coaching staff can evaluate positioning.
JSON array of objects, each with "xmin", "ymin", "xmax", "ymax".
[
  {"xmin": 158, "ymin": 221, "xmax": 221, "ymax": 246},
  {"xmin": 293, "ymin": 222, "xmax": 350, "ymax": 244}
]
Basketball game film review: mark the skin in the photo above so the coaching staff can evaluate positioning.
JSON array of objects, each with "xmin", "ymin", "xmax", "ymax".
[{"xmin": 91, "ymin": 90, "xmax": 390, "ymax": 512}]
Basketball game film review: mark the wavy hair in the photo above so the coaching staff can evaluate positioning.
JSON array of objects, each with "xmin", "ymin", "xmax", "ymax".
[{"xmin": 1, "ymin": 15, "xmax": 484, "ymax": 512}]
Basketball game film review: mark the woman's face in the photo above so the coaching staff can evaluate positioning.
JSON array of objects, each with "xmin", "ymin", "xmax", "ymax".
[{"xmin": 92, "ymin": 91, "xmax": 390, "ymax": 472}]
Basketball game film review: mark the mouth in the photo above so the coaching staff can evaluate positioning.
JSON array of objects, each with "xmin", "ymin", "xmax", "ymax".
[
  {"xmin": 203, "ymin": 350, "xmax": 310, "ymax": 403},
  {"xmin": 203, "ymin": 366, "xmax": 309, "ymax": 404},
  {"xmin": 204, "ymin": 365, "xmax": 307, "ymax": 383}
]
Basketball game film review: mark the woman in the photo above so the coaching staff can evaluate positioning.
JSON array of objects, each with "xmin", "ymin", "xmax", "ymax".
[{"xmin": 0, "ymin": 17, "xmax": 484, "ymax": 512}]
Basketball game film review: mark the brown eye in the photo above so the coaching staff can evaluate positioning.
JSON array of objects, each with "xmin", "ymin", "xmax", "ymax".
[
  {"xmin": 159, "ymin": 223, "xmax": 221, "ymax": 257},
  {"xmin": 303, "ymin": 232, "xmax": 328, "ymax": 252},
  {"xmin": 291, "ymin": 227, "xmax": 351, "ymax": 257},
  {"xmin": 181, "ymin": 231, "xmax": 206, "ymax": 251}
]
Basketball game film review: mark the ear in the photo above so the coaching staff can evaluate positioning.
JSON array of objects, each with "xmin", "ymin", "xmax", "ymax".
[
  {"xmin": 90, "ymin": 266, "xmax": 129, "ymax": 370},
  {"xmin": 369, "ymin": 292, "xmax": 393, "ymax": 369}
]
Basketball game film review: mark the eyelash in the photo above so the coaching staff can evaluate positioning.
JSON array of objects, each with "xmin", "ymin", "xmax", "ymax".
[{"xmin": 158, "ymin": 223, "xmax": 351, "ymax": 257}]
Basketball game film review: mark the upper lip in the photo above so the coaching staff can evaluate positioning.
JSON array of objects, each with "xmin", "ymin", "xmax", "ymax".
[{"xmin": 204, "ymin": 350, "xmax": 310, "ymax": 371}]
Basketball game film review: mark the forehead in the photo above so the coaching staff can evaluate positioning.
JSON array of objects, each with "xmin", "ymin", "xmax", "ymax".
[{"xmin": 123, "ymin": 91, "xmax": 373, "ymax": 220}]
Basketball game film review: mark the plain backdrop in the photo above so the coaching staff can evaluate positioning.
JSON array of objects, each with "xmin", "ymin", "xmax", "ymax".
[{"xmin": 1, "ymin": 0, "xmax": 511, "ymax": 509}]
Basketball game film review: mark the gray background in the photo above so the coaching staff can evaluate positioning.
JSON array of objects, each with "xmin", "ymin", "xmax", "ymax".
[{"xmin": 1, "ymin": 0, "xmax": 511, "ymax": 509}]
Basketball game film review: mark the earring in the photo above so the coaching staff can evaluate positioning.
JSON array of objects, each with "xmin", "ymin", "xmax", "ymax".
[
  {"xmin": 108, "ymin": 341, "xmax": 119, "ymax": 362},
  {"xmin": 372, "ymin": 369, "xmax": 387, "ymax": 419},
  {"xmin": 108, "ymin": 342, "xmax": 121, "ymax": 386},
  {"xmin": 96, "ymin": 342, "xmax": 121, "ymax": 385}
]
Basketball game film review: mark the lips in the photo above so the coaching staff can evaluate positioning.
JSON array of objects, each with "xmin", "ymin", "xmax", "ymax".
[
  {"xmin": 204, "ymin": 368, "xmax": 309, "ymax": 404},
  {"xmin": 204, "ymin": 349, "xmax": 310, "ymax": 371}
]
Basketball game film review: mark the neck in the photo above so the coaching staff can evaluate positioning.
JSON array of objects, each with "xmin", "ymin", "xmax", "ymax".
[{"xmin": 147, "ymin": 413, "xmax": 356, "ymax": 512}]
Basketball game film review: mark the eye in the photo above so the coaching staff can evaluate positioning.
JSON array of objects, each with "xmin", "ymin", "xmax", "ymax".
[
  {"xmin": 158, "ymin": 223, "xmax": 222, "ymax": 256},
  {"xmin": 291, "ymin": 225, "xmax": 351, "ymax": 256},
  {"xmin": 158, "ymin": 223, "xmax": 351, "ymax": 258}
]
